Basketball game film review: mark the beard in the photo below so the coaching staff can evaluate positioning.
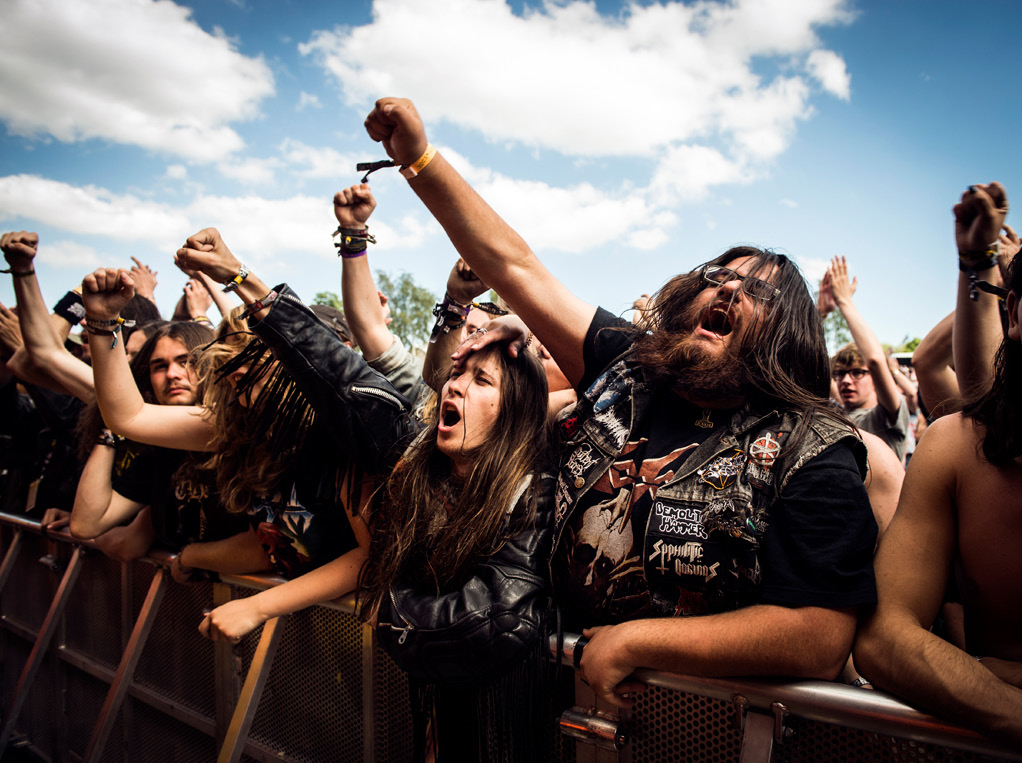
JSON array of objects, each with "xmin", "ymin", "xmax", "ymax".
[
  {"xmin": 668, "ymin": 335, "xmax": 749, "ymax": 401},
  {"xmin": 631, "ymin": 296, "xmax": 752, "ymax": 402}
]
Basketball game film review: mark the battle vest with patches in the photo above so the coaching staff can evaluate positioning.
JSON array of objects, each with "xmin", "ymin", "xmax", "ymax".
[{"xmin": 553, "ymin": 355, "xmax": 864, "ymax": 617}]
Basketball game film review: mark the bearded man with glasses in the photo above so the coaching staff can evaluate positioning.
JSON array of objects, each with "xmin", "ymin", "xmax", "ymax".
[{"xmin": 364, "ymin": 97, "xmax": 877, "ymax": 708}]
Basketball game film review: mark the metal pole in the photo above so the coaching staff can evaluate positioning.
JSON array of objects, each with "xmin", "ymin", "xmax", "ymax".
[
  {"xmin": 83, "ymin": 566, "xmax": 168, "ymax": 763},
  {"xmin": 0, "ymin": 546, "xmax": 83, "ymax": 749}
]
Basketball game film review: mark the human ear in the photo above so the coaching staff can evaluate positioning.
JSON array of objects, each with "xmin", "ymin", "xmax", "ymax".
[{"xmin": 1008, "ymin": 291, "xmax": 1020, "ymax": 342}]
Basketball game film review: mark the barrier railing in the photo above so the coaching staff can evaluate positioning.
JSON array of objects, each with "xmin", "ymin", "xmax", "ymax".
[{"xmin": 0, "ymin": 511, "xmax": 1017, "ymax": 762}]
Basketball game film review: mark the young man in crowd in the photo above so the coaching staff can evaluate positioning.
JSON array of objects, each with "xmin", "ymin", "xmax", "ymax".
[
  {"xmin": 363, "ymin": 97, "xmax": 878, "ymax": 708},
  {"xmin": 821, "ymin": 256, "xmax": 910, "ymax": 461},
  {"xmin": 855, "ymin": 182, "xmax": 1022, "ymax": 750}
]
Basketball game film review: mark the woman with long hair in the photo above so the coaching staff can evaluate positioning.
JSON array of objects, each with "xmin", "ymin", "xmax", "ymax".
[
  {"xmin": 77, "ymin": 267, "xmax": 370, "ymax": 587},
  {"xmin": 163, "ymin": 228, "xmax": 557, "ymax": 761}
]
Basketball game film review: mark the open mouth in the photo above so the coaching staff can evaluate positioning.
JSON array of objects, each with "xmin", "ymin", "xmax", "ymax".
[
  {"xmin": 440, "ymin": 403, "xmax": 461, "ymax": 429},
  {"xmin": 700, "ymin": 305, "xmax": 734, "ymax": 337}
]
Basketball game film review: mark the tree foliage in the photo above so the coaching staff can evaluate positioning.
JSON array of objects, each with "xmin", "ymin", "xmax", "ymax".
[
  {"xmin": 313, "ymin": 291, "xmax": 343, "ymax": 311},
  {"xmin": 375, "ymin": 270, "xmax": 438, "ymax": 350},
  {"xmin": 823, "ymin": 309, "xmax": 852, "ymax": 355}
]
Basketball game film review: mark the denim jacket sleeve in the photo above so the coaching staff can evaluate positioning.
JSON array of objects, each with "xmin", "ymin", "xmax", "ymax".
[{"xmin": 250, "ymin": 284, "xmax": 417, "ymax": 474}]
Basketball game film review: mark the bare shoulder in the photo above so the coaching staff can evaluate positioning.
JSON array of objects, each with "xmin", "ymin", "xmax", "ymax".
[{"xmin": 914, "ymin": 412, "xmax": 978, "ymax": 465}]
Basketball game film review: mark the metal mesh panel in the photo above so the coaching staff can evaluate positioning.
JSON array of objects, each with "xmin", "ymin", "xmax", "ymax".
[
  {"xmin": 133, "ymin": 694, "xmax": 218, "ymax": 762},
  {"xmin": 776, "ymin": 716, "xmax": 1013, "ymax": 763},
  {"xmin": 132, "ymin": 566, "xmax": 216, "ymax": 718},
  {"xmin": 628, "ymin": 685, "xmax": 742, "ymax": 762},
  {"xmin": 1, "ymin": 531, "xmax": 56, "ymax": 632},
  {"xmin": 247, "ymin": 603, "xmax": 366, "ymax": 762},
  {"xmin": 63, "ymin": 551, "xmax": 125, "ymax": 670},
  {"xmin": 371, "ymin": 640, "xmax": 413, "ymax": 762},
  {"xmin": 65, "ymin": 665, "xmax": 124, "ymax": 763},
  {"xmin": 3, "ymin": 637, "xmax": 57, "ymax": 758}
]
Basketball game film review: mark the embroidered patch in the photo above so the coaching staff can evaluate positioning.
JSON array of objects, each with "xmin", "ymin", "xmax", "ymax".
[
  {"xmin": 749, "ymin": 431, "xmax": 787, "ymax": 469},
  {"xmin": 565, "ymin": 442, "xmax": 599, "ymax": 482},
  {"xmin": 649, "ymin": 499, "xmax": 709, "ymax": 540},
  {"xmin": 703, "ymin": 497, "xmax": 757, "ymax": 540},
  {"xmin": 560, "ymin": 413, "xmax": 580, "ymax": 438},
  {"xmin": 744, "ymin": 461, "xmax": 774, "ymax": 490},
  {"xmin": 697, "ymin": 449, "xmax": 747, "ymax": 490}
]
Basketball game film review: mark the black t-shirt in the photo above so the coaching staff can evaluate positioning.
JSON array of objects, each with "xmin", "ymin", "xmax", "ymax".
[
  {"xmin": 112, "ymin": 444, "xmax": 247, "ymax": 549},
  {"xmin": 554, "ymin": 308, "xmax": 877, "ymax": 626}
]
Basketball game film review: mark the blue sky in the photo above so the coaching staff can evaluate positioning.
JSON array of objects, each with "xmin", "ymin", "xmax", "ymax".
[{"xmin": 2, "ymin": 0, "xmax": 1020, "ymax": 348}]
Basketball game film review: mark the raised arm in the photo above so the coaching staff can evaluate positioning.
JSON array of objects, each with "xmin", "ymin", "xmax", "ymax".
[
  {"xmin": 175, "ymin": 229, "xmax": 415, "ymax": 472},
  {"xmin": 422, "ymin": 258, "xmax": 490, "ymax": 391},
  {"xmin": 364, "ymin": 97, "xmax": 595, "ymax": 386},
  {"xmin": 854, "ymin": 415, "xmax": 1022, "ymax": 749},
  {"xmin": 81, "ymin": 267, "xmax": 212, "ymax": 450},
  {"xmin": 912, "ymin": 311, "xmax": 958, "ymax": 415},
  {"xmin": 335, "ymin": 184, "xmax": 392, "ymax": 358},
  {"xmin": 952, "ymin": 183, "xmax": 1011, "ymax": 398},
  {"xmin": 829, "ymin": 256, "xmax": 903, "ymax": 418},
  {"xmin": 1, "ymin": 231, "xmax": 95, "ymax": 401}
]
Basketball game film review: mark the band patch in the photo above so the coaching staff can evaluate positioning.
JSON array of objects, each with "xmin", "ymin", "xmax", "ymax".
[
  {"xmin": 697, "ymin": 449, "xmax": 746, "ymax": 490},
  {"xmin": 749, "ymin": 431, "xmax": 788, "ymax": 468}
]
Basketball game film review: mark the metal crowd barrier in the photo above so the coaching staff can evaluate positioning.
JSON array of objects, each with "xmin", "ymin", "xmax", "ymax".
[{"xmin": 0, "ymin": 511, "xmax": 1018, "ymax": 762}]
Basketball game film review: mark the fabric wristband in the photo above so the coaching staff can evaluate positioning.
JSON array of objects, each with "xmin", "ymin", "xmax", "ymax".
[{"xmin": 53, "ymin": 290, "xmax": 87, "ymax": 324}]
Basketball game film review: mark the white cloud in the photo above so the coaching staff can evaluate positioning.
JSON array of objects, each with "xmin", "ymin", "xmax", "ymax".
[
  {"xmin": 301, "ymin": 0, "xmax": 852, "ymax": 167},
  {"xmin": 0, "ymin": 0, "xmax": 274, "ymax": 162},
  {"xmin": 217, "ymin": 156, "xmax": 283, "ymax": 185},
  {"xmin": 0, "ymin": 175, "xmax": 191, "ymax": 245},
  {"xmin": 806, "ymin": 49, "xmax": 851, "ymax": 100},
  {"xmin": 298, "ymin": 92, "xmax": 322, "ymax": 110},
  {"xmin": 797, "ymin": 256, "xmax": 829, "ymax": 284},
  {"xmin": 165, "ymin": 165, "xmax": 188, "ymax": 180},
  {"xmin": 278, "ymin": 139, "xmax": 361, "ymax": 180},
  {"xmin": 779, "ymin": 198, "xmax": 798, "ymax": 208},
  {"xmin": 41, "ymin": 240, "xmax": 104, "ymax": 269}
]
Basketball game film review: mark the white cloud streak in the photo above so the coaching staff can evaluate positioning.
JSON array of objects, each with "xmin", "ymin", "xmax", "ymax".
[
  {"xmin": 806, "ymin": 49, "xmax": 851, "ymax": 100},
  {"xmin": 0, "ymin": 0, "xmax": 275, "ymax": 162}
]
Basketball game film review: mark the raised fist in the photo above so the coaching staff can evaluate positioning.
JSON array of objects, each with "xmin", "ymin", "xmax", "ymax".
[{"xmin": 82, "ymin": 268, "xmax": 136, "ymax": 320}]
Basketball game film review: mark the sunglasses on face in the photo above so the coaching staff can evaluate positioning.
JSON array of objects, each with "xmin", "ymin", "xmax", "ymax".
[
  {"xmin": 831, "ymin": 368, "xmax": 869, "ymax": 381},
  {"xmin": 702, "ymin": 266, "xmax": 780, "ymax": 301}
]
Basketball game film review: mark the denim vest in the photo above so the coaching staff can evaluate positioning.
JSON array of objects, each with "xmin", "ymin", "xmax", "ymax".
[{"xmin": 553, "ymin": 356, "xmax": 864, "ymax": 616}]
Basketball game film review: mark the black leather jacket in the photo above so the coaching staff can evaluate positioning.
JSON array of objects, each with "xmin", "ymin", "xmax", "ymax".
[
  {"xmin": 252, "ymin": 285, "xmax": 554, "ymax": 681},
  {"xmin": 251, "ymin": 284, "xmax": 417, "ymax": 474}
]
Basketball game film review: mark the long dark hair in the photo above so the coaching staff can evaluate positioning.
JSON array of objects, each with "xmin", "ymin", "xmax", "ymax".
[
  {"xmin": 358, "ymin": 343, "xmax": 550, "ymax": 623},
  {"xmin": 75, "ymin": 320, "xmax": 211, "ymax": 461},
  {"xmin": 631, "ymin": 246, "xmax": 852, "ymax": 478},
  {"xmin": 960, "ymin": 255, "xmax": 1022, "ymax": 463}
]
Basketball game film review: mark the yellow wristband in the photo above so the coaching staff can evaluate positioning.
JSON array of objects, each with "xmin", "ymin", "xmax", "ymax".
[{"xmin": 400, "ymin": 144, "xmax": 437, "ymax": 179}]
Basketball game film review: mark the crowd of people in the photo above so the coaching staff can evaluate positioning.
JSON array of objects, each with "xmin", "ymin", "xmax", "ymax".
[{"xmin": 1, "ymin": 96, "xmax": 1020, "ymax": 759}]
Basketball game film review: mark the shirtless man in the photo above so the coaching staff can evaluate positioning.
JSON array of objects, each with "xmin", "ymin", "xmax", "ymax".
[{"xmin": 855, "ymin": 183, "xmax": 1022, "ymax": 748}]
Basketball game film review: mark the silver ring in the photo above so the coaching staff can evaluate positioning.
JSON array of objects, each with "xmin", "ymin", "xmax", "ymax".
[{"xmin": 475, "ymin": 327, "xmax": 487, "ymax": 335}]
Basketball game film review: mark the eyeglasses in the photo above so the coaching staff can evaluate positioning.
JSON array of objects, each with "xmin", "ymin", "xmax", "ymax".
[
  {"xmin": 702, "ymin": 266, "xmax": 780, "ymax": 301},
  {"xmin": 831, "ymin": 368, "xmax": 869, "ymax": 381}
]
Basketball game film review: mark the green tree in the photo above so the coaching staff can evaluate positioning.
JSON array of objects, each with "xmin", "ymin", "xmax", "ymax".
[
  {"xmin": 313, "ymin": 291, "xmax": 343, "ymax": 311},
  {"xmin": 823, "ymin": 309, "xmax": 851, "ymax": 355},
  {"xmin": 375, "ymin": 270, "xmax": 438, "ymax": 350}
]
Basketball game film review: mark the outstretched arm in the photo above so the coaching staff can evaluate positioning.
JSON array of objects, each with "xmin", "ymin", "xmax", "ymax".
[
  {"xmin": 952, "ymin": 183, "xmax": 1011, "ymax": 397},
  {"xmin": 854, "ymin": 414, "xmax": 1022, "ymax": 749},
  {"xmin": 335, "ymin": 183, "xmax": 392, "ymax": 358},
  {"xmin": 829, "ymin": 256, "xmax": 903, "ymax": 418},
  {"xmin": 912, "ymin": 311, "xmax": 958, "ymax": 416},
  {"xmin": 364, "ymin": 97, "xmax": 595, "ymax": 386},
  {"xmin": 1, "ymin": 231, "xmax": 95, "ymax": 401},
  {"xmin": 422, "ymin": 258, "xmax": 490, "ymax": 391},
  {"xmin": 81, "ymin": 267, "xmax": 212, "ymax": 450}
]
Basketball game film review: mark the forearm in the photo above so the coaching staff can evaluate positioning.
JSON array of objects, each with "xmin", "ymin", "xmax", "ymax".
[
  {"xmin": 603, "ymin": 605, "xmax": 854, "ymax": 681},
  {"xmin": 836, "ymin": 297, "xmax": 901, "ymax": 414},
  {"xmin": 241, "ymin": 546, "xmax": 366, "ymax": 621},
  {"xmin": 11, "ymin": 273, "xmax": 64, "ymax": 356},
  {"xmin": 10, "ymin": 345, "xmax": 94, "ymax": 403},
  {"xmin": 953, "ymin": 264, "xmax": 1002, "ymax": 397},
  {"xmin": 179, "ymin": 529, "xmax": 273, "ymax": 575},
  {"xmin": 70, "ymin": 445, "xmax": 131, "ymax": 538},
  {"xmin": 422, "ymin": 327, "xmax": 463, "ymax": 392},
  {"xmin": 198, "ymin": 272, "xmax": 237, "ymax": 318},
  {"xmin": 406, "ymin": 155, "xmax": 592, "ymax": 384},
  {"xmin": 856, "ymin": 611, "xmax": 1022, "ymax": 747},
  {"xmin": 340, "ymin": 253, "xmax": 393, "ymax": 359}
]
